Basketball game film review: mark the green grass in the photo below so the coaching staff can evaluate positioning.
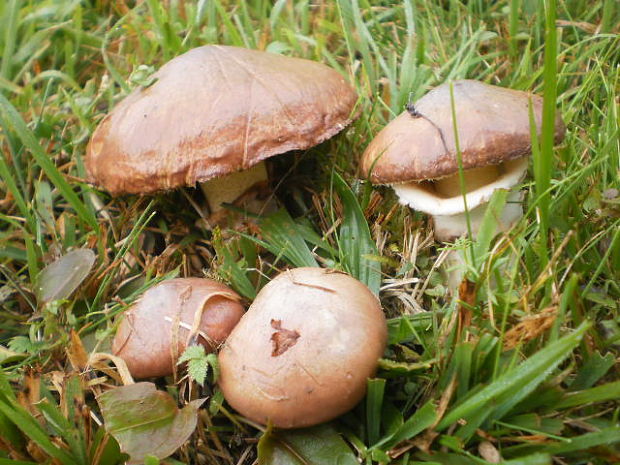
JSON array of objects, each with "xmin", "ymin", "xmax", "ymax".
[{"xmin": 1, "ymin": 0, "xmax": 619, "ymax": 464}]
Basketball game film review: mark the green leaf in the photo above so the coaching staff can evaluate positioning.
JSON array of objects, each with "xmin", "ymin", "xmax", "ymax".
[
  {"xmin": 501, "ymin": 453, "xmax": 551, "ymax": 465},
  {"xmin": 0, "ymin": 345, "xmax": 26, "ymax": 365},
  {"xmin": 97, "ymin": 383, "xmax": 204, "ymax": 464},
  {"xmin": 143, "ymin": 455, "xmax": 160, "ymax": 465},
  {"xmin": 373, "ymin": 400, "xmax": 437, "ymax": 450},
  {"xmin": 555, "ymin": 380, "xmax": 620, "ymax": 409},
  {"xmin": 543, "ymin": 427, "xmax": 620, "ymax": 454},
  {"xmin": 437, "ymin": 322, "xmax": 590, "ymax": 431},
  {"xmin": 257, "ymin": 424, "xmax": 358, "ymax": 465},
  {"xmin": 0, "ymin": 396, "xmax": 79, "ymax": 465},
  {"xmin": 331, "ymin": 172, "xmax": 381, "ymax": 295},
  {"xmin": 213, "ymin": 229, "xmax": 257, "ymax": 300},
  {"xmin": 34, "ymin": 249, "xmax": 96, "ymax": 303},
  {"xmin": 569, "ymin": 351, "xmax": 616, "ymax": 390},
  {"xmin": 178, "ymin": 346, "xmax": 219, "ymax": 386},
  {"xmin": 366, "ymin": 378, "xmax": 385, "ymax": 445}
]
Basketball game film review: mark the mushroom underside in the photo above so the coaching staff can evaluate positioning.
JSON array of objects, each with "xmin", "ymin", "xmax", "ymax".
[{"xmin": 392, "ymin": 157, "xmax": 529, "ymax": 241}]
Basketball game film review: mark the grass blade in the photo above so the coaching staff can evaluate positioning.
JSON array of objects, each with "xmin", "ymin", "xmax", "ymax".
[
  {"xmin": 366, "ymin": 378, "xmax": 385, "ymax": 446},
  {"xmin": 258, "ymin": 209, "xmax": 319, "ymax": 268},
  {"xmin": 437, "ymin": 321, "xmax": 590, "ymax": 431},
  {"xmin": 555, "ymin": 381, "xmax": 620, "ymax": 409},
  {"xmin": 0, "ymin": 93, "xmax": 98, "ymax": 230},
  {"xmin": 331, "ymin": 172, "xmax": 381, "ymax": 294}
]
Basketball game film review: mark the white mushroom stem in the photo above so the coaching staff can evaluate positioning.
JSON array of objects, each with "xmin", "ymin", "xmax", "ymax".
[
  {"xmin": 393, "ymin": 157, "xmax": 529, "ymax": 242},
  {"xmin": 200, "ymin": 161, "xmax": 269, "ymax": 214},
  {"xmin": 433, "ymin": 189, "xmax": 525, "ymax": 242},
  {"xmin": 393, "ymin": 157, "xmax": 529, "ymax": 295}
]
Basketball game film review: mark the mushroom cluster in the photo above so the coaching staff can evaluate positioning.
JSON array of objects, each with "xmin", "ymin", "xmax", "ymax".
[
  {"xmin": 218, "ymin": 267, "xmax": 387, "ymax": 428},
  {"xmin": 362, "ymin": 80, "xmax": 565, "ymax": 241},
  {"xmin": 86, "ymin": 45, "xmax": 358, "ymax": 216},
  {"xmin": 101, "ymin": 50, "xmax": 567, "ymax": 432}
]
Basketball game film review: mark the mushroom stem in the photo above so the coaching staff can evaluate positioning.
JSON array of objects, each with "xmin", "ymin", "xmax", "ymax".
[
  {"xmin": 433, "ymin": 189, "xmax": 525, "ymax": 242},
  {"xmin": 200, "ymin": 161, "xmax": 269, "ymax": 214}
]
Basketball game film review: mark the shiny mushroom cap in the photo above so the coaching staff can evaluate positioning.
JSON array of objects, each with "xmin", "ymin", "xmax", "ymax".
[
  {"xmin": 361, "ymin": 80, "xmax": 565, "ymax": 242},
  {"xmin": 361, "ymin": 79, "xmax": 565, "ymax": 186},
  {"xmin": 86, "ymin": 45, "xmax": 358, "ymax": 195},
  {"xmin": 218, "ymin": 267, "xmax": 387, "ymax": 429},
  {"xmin": 112, "ymin": 278, "xmax": 244, "ymax": 379}
]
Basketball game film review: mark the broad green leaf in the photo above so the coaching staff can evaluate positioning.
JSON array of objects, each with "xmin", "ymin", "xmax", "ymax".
[
  {"xmin": 332, "ymin": 172, "xmax": 381, "ymax": 295},
  {"xmin": 437, "ymin": 322, "xmax": 590, "ymax": 431},
  {"xmin": 34, "ymin": 249, "xmax": 96, "ymax": 303},
  {"xmin": 97, "ymin": 383, "xmax": 204, "ymax": 464},
  {"xmin": 257, "ymin": 424, "xmax": 358, "ymax": 465}
]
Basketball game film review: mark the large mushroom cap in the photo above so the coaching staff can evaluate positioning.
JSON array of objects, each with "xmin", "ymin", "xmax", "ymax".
[
  {"xmin": 86, "ymin": 45, "xmax": 358, "ymax": 195},
  {"xmin": 361, "ymin": 80, "xmax": 565, "ymax": 184},
  {"xmin": 218, "ymin": 267, "xmax": 387, "ymax": 429},
  {"xmin": 112, "ymin": 278, "xmax": 244, "ymax": 379}
]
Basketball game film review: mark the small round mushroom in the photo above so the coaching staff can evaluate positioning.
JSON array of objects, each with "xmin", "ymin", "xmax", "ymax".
[
  {"xmin": 218, "ymin": 267, "xmax": 387, "ymax": 428},
  {"xmin": 112, "ymin": 278, "xmax": 244, "ymax": 379},
  {"xmin": 86, "ymin": 45, "xmax": 358, "ymax": 216},
  {"xmin": 361, "ymin": 80, "xmax": 565, "ymax": 242}
]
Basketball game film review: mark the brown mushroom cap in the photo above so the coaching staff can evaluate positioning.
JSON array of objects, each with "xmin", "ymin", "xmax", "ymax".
[
  {"xmin": 361, "ymin": 80, "xmax": 565, "ymax": 184},
  {"xmin": 218, "ymin": 267, "xmax": 387, "ymax": 429},
  {"xmin": 86, "ymin": 45, "xmax": 358, "ymax": 195},
  {"xmin": 112, "ymin": 278, "xmax": 244, "ymax": 379}
]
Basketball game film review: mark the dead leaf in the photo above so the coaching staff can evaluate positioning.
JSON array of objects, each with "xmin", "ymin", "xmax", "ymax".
[
  {"xmin": 504, "ymin": 307, "xmax": 557, "ymax": 350},
  {"xmin": 67, "ymin": 330, "xmax": 89, "ymax": 371},
  {"xmin": 97, "ymin": 382, "xmax": 204, "ymax": 464},
  {"xmin": 35, "ymin": 249, "xmax": 96, "ymax": 304}
]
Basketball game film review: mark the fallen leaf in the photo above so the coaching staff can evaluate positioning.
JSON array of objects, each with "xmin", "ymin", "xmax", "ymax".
[
  {"xmin": 97, "ymin": 382, "xmax": 204, "ymax": 464},
  {"xmin": 35, "ymin": 249, "xmax": 96, "ymax": 303},
  {"xmin": 258, "ymin": 424, "xmax": 358, "ymax": 465}
]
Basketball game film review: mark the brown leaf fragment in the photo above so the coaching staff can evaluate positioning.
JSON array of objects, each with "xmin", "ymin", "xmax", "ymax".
[
  {"xmin": 504, "ymin": 307, "xmax": 557, "ymax": 350},
  {"xmin": 458, "ymin": 278, "xmax": 476, "ymax": 337},
  {"xmin": 270, "ymin": 319, "xmax": 300, "ymax": 357},
  {"xmin": 67, "ymin": 330, "xmax": 89, "ymax": 371}
]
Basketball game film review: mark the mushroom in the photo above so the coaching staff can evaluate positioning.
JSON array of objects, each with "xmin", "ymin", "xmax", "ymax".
[
  {"xmin": 86, "ymin": 45, "xmax": 358, "ymax": 216},
  {"xmin": 361, "ymin": 80, "xmax": 565, "ymax": 242},
  {"xmin": 112, "ymin": 278, "xmax": 244, "ymax": 379},
  {"xmin": 218, "ymin": 267, "xmax": 387, "ymax": 428}
]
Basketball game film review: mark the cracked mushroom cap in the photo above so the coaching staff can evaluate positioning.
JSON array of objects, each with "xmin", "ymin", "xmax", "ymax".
[
  {"xmin": 112, "ymin": 278, "xmax": 244, "ymax": 379},
  {"xmin": 361, "ymin": 80, "xmax": 565, "ymax": 184},
  {"xmin": 86, "ymin": 45, "xmax": 358, "ymax": 195},
  {"xmin": 218, "ymin": 267, "xmax": 387, "ymax": 428}
]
